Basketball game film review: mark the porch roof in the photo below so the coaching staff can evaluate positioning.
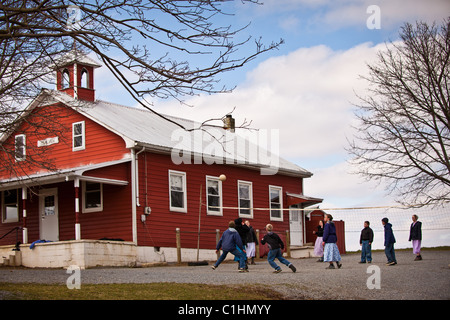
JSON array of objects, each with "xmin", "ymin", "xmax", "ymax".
[
  {"xmin": 0, "ymin": 159, "xmax": 130, "ymax": 191},
  {"xmin": 286, "ymin": 192, "xmax": 323, "ymax": 208}
]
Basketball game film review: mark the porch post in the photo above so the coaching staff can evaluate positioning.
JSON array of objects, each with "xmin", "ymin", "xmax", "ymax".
[
  {"xmin": 74, "ymin": 177, "xmax": 81, "ymax": 240},
  {"xmin": 22, "ymin": 187, "xmax": 28, "ymax": 244}
]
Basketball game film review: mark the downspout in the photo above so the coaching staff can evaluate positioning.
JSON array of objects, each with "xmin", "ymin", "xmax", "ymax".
[
  {"xmin": 131, "ymin": 146, "xmax": 145, "ymax": 244},
  {"xmin": 131, "ymin": 148, "xmax": 137, "ymax": 244},
  {"xmin": 135, "ymin": 147, "xmax": 146, "ymax": 207}
]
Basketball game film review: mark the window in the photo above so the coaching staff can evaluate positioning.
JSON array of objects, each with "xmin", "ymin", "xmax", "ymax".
[
  {"xmin": 62, "ymin": 69, "xmax": 70, "ymax": 89},
  {"xmin": 82, "ymin": 181, "xmax": 103, "ymax": 213},
  {"xmin": 15, "ymin": 134, "xmax": 26, "ymax": 161},
  {"xmin": 169, "ymin": 170, "xmax": 187, "ymax": 212},
  {"xmin": 238, "ymin": 180, "xmax": 253, "ymax": 218},
  {"xmin": 2, "ymin": 189, "xmax": 19, "ymax": 223},
  {"xmin": 80, "ymin": 68, "xmax": 89, "ymax": 88},
  {"xmin": 72, "ymin": 121, "xmax": 85, "ymax": 151},
  {"xmin": 269, "ymin": 185, "xmax": 283, "ymax": 221},
  {"xmin": 206, "ymin": 176, "xmax": 222, "ymax": 215}
]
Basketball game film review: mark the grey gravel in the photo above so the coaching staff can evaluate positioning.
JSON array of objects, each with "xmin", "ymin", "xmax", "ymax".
[{"xmin": 0, "ymin": 249, "xmax": 449, "ymax": 300}]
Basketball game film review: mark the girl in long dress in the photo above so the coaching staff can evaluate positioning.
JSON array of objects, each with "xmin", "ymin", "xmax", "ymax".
[
  {"xmin": 313, "ymin": 220, "xmax": 324, "ymax": 262},
  {"xmin": 322, "ymin": 214, "xmax": 342, "ymax": 269}
]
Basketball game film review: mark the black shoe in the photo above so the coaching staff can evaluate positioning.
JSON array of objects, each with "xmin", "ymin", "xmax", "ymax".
[
  {"xmin": 337, "ymin": 262, "xmax": 342, "ymax": 269},
  {"xmin": 325, "ymin": 264, "xmax": 335, "ymax": 269},
  {"xmin": 289, "ymin": 264, "xmax": 297, "ymax": 273},
  {"xmin": 358, "ymin": 261, "xmax": 366, "ymax": 264}
]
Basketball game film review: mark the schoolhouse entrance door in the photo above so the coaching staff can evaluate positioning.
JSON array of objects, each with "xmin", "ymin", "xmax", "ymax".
[
  {"xmin": 289, "ymin": 204, "xmax": 303, "ymax": 246},
  {"xmin": 39, "ymin": 188, "xmax": 59, "ymax": 241}
]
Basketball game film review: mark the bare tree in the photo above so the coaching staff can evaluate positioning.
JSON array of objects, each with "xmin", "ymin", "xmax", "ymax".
[
  {"xmin": 348, "ymin": 18, "xmax": 450, "ymax": 207},
  {"xmin": 0, "ymin": 0, "xmax": 281, "ymax": 123},
  {"xmin": 0, "ymin": 0, "xmax": 282, "ymax": 183}
]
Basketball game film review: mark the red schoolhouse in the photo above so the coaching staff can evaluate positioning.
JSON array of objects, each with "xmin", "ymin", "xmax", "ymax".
[{"xmin": 0, "ymin": 50, "xmax": 322, "ymax": 267}]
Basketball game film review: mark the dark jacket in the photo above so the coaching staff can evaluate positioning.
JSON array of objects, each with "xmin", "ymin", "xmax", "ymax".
[
  {"xmin": 323, "ymin": 221, "xmax": 337, "ymax": 243},
  {"xmin": 234, "ymin": 218, "xmax": 250, "ymax": 245},
  {"xmin": 360, "ymin": 227, "xmax": 374, "ymax": 244},
  {"xmin": 245, "ymin": 226, "xmax": 259, "ymax": 245},
  {"xmin": 261, "ymin": 232, "xmax": 284, "ymax": 250},
  {"xmin": 216, "ymin": 228, "xmax": 244, "ymax": 252},
  {"xmin": 384, "ymin": 222, "xmax": 396, "ymax": 246},
  {"xmin": 315, "ymin": 225, "xmax": 324, "ymax": 237},
  {"xmin": 409, "ymin": 221, "xmax": 422, "ymax": 241}
]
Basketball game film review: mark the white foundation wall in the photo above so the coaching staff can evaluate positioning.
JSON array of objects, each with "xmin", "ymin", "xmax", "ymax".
[
  {"xmin": 17, "ymin": 240, "xmax": 137, "ymax": 269},
  {"xmin": 1, "ymin": 241, "xmax": 238, "ymax": 268},
  {"xmin": 136, "ymin": 246, "xmax": 233, "ymax": 264}
]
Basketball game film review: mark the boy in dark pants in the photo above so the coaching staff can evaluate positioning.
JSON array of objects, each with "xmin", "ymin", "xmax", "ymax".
[
  {"xmin": 261, "ymin": 224, "xmax": 296, "ymax": 273},
  {"xmin": 359, "ymin": 221, "xmax": 374, "ymax": 263},
  {"xmin": 382, "ymin": 217, "xmax": 397, "ymax": 266}
]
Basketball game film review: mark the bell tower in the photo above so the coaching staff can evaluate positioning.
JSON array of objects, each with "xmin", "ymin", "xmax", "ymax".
[{"xmin": 55, "ymin": 49, "xmax": 101, "ymax": 101}]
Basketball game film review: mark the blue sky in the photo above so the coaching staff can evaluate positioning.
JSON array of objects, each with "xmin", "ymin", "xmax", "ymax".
[{"xmin": 95, "ymin": 0, "xmax": 449, "ymax": 210}]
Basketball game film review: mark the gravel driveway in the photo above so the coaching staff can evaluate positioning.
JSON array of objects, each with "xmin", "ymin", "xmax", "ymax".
[{"xmin": 1, "ymin": 249, "xmax": 449, "ymax": 300}]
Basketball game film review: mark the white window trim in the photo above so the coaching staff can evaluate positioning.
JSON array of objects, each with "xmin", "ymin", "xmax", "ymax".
[
  {"xmin": 269, "ymin": 185, "xmax": 283, "ymax": 222},
  {"xmin": 1, "ymin": 189, "xmax": 19, "ymax": 223},
  {"xmin": 206, "ymin": 175, "xmax": 223, "ymax": 216},
  {"xmin": 72, "ymin": 121, "xmax": 85, "ymax": 151},
  {"xmin": 15, "ymin": 134, "xmax": 26, "ymax": 162},
  {"xmin": 238, "ymin": 180, "xmax": 253, "ymax": 219},
  {"xmin": 168, "ymin": 170, "xmax": 187, "ymax": 213},
  {"xmin": 82, "ymin": 181, "xmax": 103, "ymax": 213}
]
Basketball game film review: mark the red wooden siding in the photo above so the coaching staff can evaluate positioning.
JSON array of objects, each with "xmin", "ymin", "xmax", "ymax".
[
  {"xmin": 0, "ymin": 173, "xmax": 132, "ymax": 246},
  {"xmin": 0, "ymin": 103, "xmax": 130, "ymax": 181},
  {"xmin": 136, "ymin": 152, "xmax": 302, "ymax": 251}
]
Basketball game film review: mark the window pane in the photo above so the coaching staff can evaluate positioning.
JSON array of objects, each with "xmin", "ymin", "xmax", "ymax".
[
  {"xmin": 171, "ymin": 190, "xmax": 184, "ymax": 208},
  {"xmin": 207, "ymin": 180, "xmax": 219, "ymax": 195},
  {"xmin": 239, "ymin": 199, "xmax": 251, "ymax": 215},
  {"xmin": 170, "ymin": 174, "xmax": 183, "ymax": 191},
  {"xmin": 15, "ymin": 135, "xmax": 25, "ymax": 160},
  {"xmin": 4, "ymin": 189, "xmax": 17, "ymax": 204},
  {"xmin": 239, "ymin": 185, "xmax": 249, "ymax": 199},
  {"xmin": 73, "ymin": 123, "xmax": 83, "ymax": 136},
  {"xmin": 270, "ymin": 203, "xmax": 281, "ymax": 218},
  {"xmin": 270, "ymin": 190, "xmax": 280, "ymax": 203},
  {"xmin": 6, "ymin": 206, "xmax": 18, "ymax": 221},
  {"xmin": 208, "ymin": 195, "xmax": 220, "ymax": 211},
  {"xmin": 86, "ymin": 191, "xmax": 101, "ymax": 208},
  {"xmin": 85, "ymin": 182, "xmax": 100, "ymax": 192}
]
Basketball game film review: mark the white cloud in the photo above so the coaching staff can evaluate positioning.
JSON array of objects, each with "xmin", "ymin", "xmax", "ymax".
[{"xmin": 154, "ymin": 42, "xmax": 392, "ymax": 206}]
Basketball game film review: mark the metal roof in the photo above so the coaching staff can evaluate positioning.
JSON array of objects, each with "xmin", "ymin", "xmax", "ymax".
[{"xmin": 8, "ymin": 89, "xmax": 313, "ymax": 178}]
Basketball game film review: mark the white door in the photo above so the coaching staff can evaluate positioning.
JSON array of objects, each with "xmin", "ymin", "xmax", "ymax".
[
  {"xmin": 39, "ymin": 188, "xmax": 59, "ymax": 241},
  {"xmin": 289, "ymin": 205, "xmax": 303, "ymax": 246}
]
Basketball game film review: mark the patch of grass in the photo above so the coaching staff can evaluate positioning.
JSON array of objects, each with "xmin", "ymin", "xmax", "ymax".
[{"xmin": 0, "ymin": 282, "xmax": 285, "ymax": 300}]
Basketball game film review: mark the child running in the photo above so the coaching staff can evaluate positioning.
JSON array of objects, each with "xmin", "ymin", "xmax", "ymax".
[
  {"xmin": 261, "ymin": 224, "xmax": 296, "ymax": 273},
  {"xmin": 212, "ymin": 221, "xmax": 248, "ymax": 272}
]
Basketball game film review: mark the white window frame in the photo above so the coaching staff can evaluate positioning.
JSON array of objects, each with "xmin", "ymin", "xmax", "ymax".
[
  {"xmin": 269, "ymin": 185, "xmax": 283, "ymax": 222},
  {"xmin": 206, "ymin": 175, "xmax": 223, "ymax": 216},
  {"xmin": 238, "ymin": 180, "xmax": 253, "ymax": 219},
  {"xmin": 168, "ymin": 170, "xmax": 187, "ymax": 213},
  {"xmin": 72, "ymin": 121, "xmax": 85, "ymax": 151},
  {"xmin": 15, "ymin": 134, "xmax": 26, "ymax": 162},
  {"xmin": 2, "ymin": 189, "xmax": 19, "ymax": 223},
  {"xmin": 82, "ymin": 181, "xmax": 103, "ymax": 213}
]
